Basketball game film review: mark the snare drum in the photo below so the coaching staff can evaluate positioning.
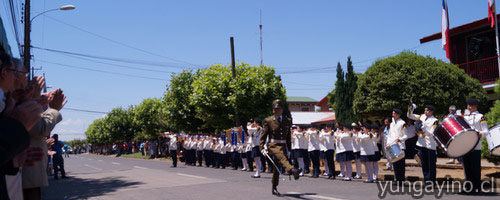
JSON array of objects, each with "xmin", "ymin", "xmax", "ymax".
[
  {"xmin": 433, "ymin": 115, "xmax": 479, "ymax": 158},
  {"xmin": 385, "ymin": 143, "xmax": 405, "ymax": 163},
  {"xmin": 487, "ymin": 124, "xmax": 500, "ymax": 156}
]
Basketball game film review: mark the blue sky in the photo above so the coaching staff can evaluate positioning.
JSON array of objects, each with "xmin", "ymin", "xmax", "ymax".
[{"xmin": 0, "ymin": 0, "xmax": 491, "ymax": 141}]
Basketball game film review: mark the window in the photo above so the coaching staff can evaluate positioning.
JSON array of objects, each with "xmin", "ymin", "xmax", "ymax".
[{"xmin": 301, "ymin": 108, "xmax": 310, "ymax": 112}]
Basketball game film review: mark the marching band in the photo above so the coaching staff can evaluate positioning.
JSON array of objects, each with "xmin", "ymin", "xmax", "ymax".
[{"xmin": 162, "ymin": 98, "xmax": 497, "ymax": 195}]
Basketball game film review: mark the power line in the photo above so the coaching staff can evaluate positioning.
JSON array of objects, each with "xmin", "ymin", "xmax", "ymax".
[
  {"xmin": 44, "ymin": 15, "xmax": 205, "ymax": 68},
  {"xmin": 37, "ymin": 59, "xmax": 167, "ymax": 81},
  {"xmin": 64, "ymin": 107, "xmax": 108, "ymax": 114},
  {"xmin": 32, "ymin": 46, "xmax": 195, "ymax": 69},
  {"xmin": 54, "ymin": 53, "xmax": 176, "ymax": 74}
]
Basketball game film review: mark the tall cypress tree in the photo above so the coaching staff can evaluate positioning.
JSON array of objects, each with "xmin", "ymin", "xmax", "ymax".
[
  {"xmin": 345, "ymin": 56, "xmax": 361, "ymax": 123},
  {"xmin": 334, "ymin": 62, "xmax": 346, "ymax": 124}
]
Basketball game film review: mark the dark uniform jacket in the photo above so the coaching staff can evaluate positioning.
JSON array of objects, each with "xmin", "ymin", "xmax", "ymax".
[{"xmin": 259, "ymin": 115, "xmax": 292, "ymax": 150}]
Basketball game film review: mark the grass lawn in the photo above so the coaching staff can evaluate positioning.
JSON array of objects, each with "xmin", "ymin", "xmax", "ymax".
[{"xmin": 120, "ymin": 152, "xmax": 151, "ymax": 159}]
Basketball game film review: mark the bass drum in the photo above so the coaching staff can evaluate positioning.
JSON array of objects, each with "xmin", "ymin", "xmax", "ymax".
[
  {"xmin": 487, "ymin": 123, "xmax": 500, "ymax": 156},
  {"xmin": 433, "ymin": 115, "xmax": 479, "ymax": 158}
]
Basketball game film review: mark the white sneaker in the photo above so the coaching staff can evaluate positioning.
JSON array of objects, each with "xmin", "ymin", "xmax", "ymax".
[
  {"xmin": 299, "ymin": 172, "xmax": 304, "ymax": 176},
  {"xmin": 354, "ymin": 175, "xmax": 362, "ymax": 179},
  {"xmin": 337, "ymin": 174, "xmax": 344, "ymax": 177},
  {"xmin": 241, "ymin": 168, "xmax": 247, "ymax": 171},
  {"xmin": 323, "ymin": 172, "xmax": 328, "ymax": 176},
  {"xmin": 343, "ymin": 177, "xmax": 352, "ymax": 181}
]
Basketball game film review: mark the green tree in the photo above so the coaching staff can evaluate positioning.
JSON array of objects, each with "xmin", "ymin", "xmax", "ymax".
[
  {"xmin": 164, "ymin": 70, "xmax": 204, "ymax": 132},
  {"xmin": 133, "ymin": 98, "xmax": 167, "ymax": 140},
  {"xmin": 345, "ymin": 56, "xmax": 362, "ymax": 123},
  {"xmin": 190, "ymin": 63, "xmax": 286, "ymax": 131},
  {"xmin": 85, "ymin": 118, "xmax": 111, "ymax": 145},
  {"xmin": 333, "ymin": 62, "xmax": 348, "ymax": 124},
  {"xmin": 354, "ymin": 52, "xmax": 487, "ymax": 118},
  {"xmin": 106, "ymin": 107, "xmax": 137, "ymax": 142}
]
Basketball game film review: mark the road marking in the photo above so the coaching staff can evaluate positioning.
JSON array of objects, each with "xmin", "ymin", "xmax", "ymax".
[
  {"xmin": 134, "ymin": 166, "xmax": 148, "ymax": 170},
  {"xmin": 176, "ymin": 173, "xmax": 207, "ymax": 179},
  {"xmin": 287, "ymin": 192, "xmax": 345, "ymax": 200},
  {"xmin": 88, "ymin": 159, "xmax": 93, "ymax": 161},
  {"xmin": 111, "ymin": 162, "xmax": 121, "ymax": 165},
  {"xmin": 84, "ymin": 164, "xmax": 102, "ymax": 171},
  {"xmin": 98, "ymin": 160, "xmax": 103, "ymax": 162}
]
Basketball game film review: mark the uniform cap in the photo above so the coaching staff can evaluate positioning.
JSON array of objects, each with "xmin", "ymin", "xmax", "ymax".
[
  {"xmin": 272, "ymin": 99, "xmax": 282, "ymax": 109},
  {"xmin": 466, "ymin": 98, "xmax": 479, "ymax": 106}
]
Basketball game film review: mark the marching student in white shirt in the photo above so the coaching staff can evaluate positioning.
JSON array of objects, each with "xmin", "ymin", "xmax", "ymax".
[
  {"xmin": 203, "ymin": 135, "xmax": 213, "ymax": 167},
  {"xmin": 335, "ymin": 124, "xmax": 355, "ymax": 181},
  {"xmin": 408, "ymin": 105, "xmax": 438, "ymax": 185},
  {"xmin": 248, "ymin": 119, "xmax": 264, "ymax": 178},
  {"xmin": 196, "ymin": 136, "xmax": 204, "ymax": 167},
  {"xmin": 358, "ymin": 125, "xmax": 376, "ymax": 183},
  {"xmin": 386, "ymin": 109, "xmax": 407, "ymax": 184},
  {"xmin": 238, "ymin": 128, "xmax": 250, "ymax": 171},
  {"xmin": 244, "ymin": 123, "xmax": 255, "ymax": 172},
  {"xmin": 219, "ymin": 135, "xmax": 227, "ymax": 169},
  {"xmin": 307, "ymin": 126, "xmax": 321, "ymax": 178},
  {"xmin": 319, "ymin": 124, "xmax": 335, "ymax": 179},
  {"xmin": 351, "ymin": 125, "xmax": 363, "ymax": 179},
  {"xmin": 334, "ymin": 123, "xmax": 345, "ymax": 177},
  {"xmin": 371, "ymin": 126, "xmax": 382, "ymax": 181},
  {"xmin": 461, "ymin": 98, "xmax": 489, "ymax": 193},
  {"xmin": 291, "ymin": 126, "xmax": 308, "ymax": 176},
  {"xmin": 168, "ymin": 133, "xmax": 178, "ymax": 168}
]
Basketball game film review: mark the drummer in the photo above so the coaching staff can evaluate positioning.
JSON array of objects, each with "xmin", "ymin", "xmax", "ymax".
[
  {"xmin": 386, "ymin": 108, "xmax": 407, "ymax": 185},
  {"xmin": 408, "ymin": 105, "xmax": 438, "ymax": 186},
  {"xmin": 461, "ymin": 98, "xmax": 489, "ymax": 194}
]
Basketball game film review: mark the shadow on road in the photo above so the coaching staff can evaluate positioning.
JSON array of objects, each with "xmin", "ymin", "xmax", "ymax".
[{"xmin": 42, "ymin": 176, "xmax": 143, "ymax": 199}]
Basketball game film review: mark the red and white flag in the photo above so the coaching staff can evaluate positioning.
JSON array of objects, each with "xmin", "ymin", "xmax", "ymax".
[
  {"xmin": 442, "ymin": 0, "xmax": 451, "ymax": 59},
  {"xmin": 489, "ymin": 0, "xmax": 496, "ymax": 28}
]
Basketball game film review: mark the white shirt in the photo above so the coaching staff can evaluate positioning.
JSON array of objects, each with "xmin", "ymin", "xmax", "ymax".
[
  {"xmin": 218, "ymin": 140, "xmax": 227, "ymax": 154},
  {"xmin": 335, "ymin": 131, "xmax": 354, "ymax": 153},
  {"xmin": 351, "ymin": 132, "xmax": 361, "ymax": 153},
  {"xmin": 358, "ymin": 132, "xmax": 375, "ymax": 156},
  {"xmin": 197, "ymin": 140, "xmax": 204, "ymax": 151},
  {"xmin": 307, "ymin": 130, "xmax": 320, "ymax": 151},
  {"xmin": 169, "ymin": 135, "xmax": 177, "ymax": 150},
  {"xmin": 371, "ymin": 132, "xmax": 380, "ymax": 152},
  {"xmin": 319, "ymin": 130, "xmax": 335, "ymax": 151},
  {"xmin": 464, "ymin": 111, "xmax": 489, "ymax": 150},
  {"xmin": 408, "ymin": 114, "xmax": 438, "ymax": 150},
  {"xmin": 247, "ymin": 126, "xmax": 262, "ymax": 147},
  {"xmin": 387, "ymin": 118, "xmax": 407, "ymax": 149},
  {"xmin": 203, "ymin": 138, "xmax": 212, "ymax": 150}
]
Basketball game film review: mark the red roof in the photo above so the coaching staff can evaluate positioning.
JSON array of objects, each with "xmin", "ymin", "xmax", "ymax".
[
  {"xmin": 420, "ymin": 14, "xmax": 500, "ymax": 44},
  {"xmin": 311, "ymin": 114, "xmax": 336, "ymax": 124},
  {"xmin": 316, "ymin": 96, "xmax": 328, "ymax": 106}
]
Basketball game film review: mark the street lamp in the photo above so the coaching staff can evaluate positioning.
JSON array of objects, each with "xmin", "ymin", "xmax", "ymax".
[
  {"xmin": 24, "ymin": 4, "xmax": 76, "ymax": 80},
  {"xmin": 31, "ymin": 5, "xmax": 76, "ymax": 22}
]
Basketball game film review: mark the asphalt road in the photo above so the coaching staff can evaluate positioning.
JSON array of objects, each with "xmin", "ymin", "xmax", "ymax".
[{"xmin": 41, "ymin": 154, "xmax": 499, "ymax": 200}]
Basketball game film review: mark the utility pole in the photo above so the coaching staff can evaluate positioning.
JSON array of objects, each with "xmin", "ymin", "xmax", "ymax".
[
  {"xmin": 230, "ymin": 37, "xmax": 240, "ymax": 126},
  {"xmin": 259, "ymin": 10, "xmax": 264, "ymax": 66},
  {"xmin": 23, "ymin": 0, "xmax": 31, "ymax": 80}
]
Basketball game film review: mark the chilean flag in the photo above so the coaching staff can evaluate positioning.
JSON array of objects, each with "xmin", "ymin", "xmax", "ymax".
[
  {"xmin": 489, "ymin": 0, "xmax": 496, "ymax": 28},
  {"xmin": 442, "ymin": 0, "xmax": 451, "ymax": 59}
]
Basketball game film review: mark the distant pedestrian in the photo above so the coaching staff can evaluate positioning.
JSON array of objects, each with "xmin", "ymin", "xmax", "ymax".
[{"xmin": 51, "ymin": 134, "xmax": 66, "ymax": 180}]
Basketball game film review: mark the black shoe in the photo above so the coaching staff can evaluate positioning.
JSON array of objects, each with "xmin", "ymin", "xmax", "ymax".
[
  {"xmin": 251, "ymin": 175, "xmax": 260, "ymax": 178},
  {"xmin": 54, "ymin": 176, "xmax": 59, "ymax": 180},
  {"xmin": 272, "ymin": 186, "xmax": 281, "ymax": 196},
  {"xmin": 328, "ymin": 175, "xmax": 333, "ymax": 179},
  {"xmin": 304, "ymin": 169, "xmax": 310, "ymax": 174},
  {"xmin": 61, "ymin": 176, "xmax": 68, "ymax": 179},
  {"xmin": 291, "ymin": 168, "xmax": 301, "ymax": 180},
  {"xmin": 170, "ymin": 166, "xmax": 176, "ymax": 168}
]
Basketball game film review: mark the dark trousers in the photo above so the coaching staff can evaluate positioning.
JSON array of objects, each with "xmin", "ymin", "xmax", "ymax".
[
  {"xmin": 220, "ymin": 153, "xmax": 227, "ymax": 168},
  {"xmin": 309, "ymin": 150, "xmax": 320, "ymax": 176},
  {"xmin": 231, "ymin": 152, "xmax": 240, "ymax": 169},
  {"xmin": 23, "ymin": 187, "xmax": 41, "ymax": 200},
  {"xmin": 53, "ymin": 154, "xmax": 65, "ymax": 178},
  {"xmin": 405, "ymin": 136, "xmax": 418, "ymax": 159},
  {"xmin": 246, "ymin": 152, "xmax": 254, "ymax": 171},
  {"xmin": 214, "ymin": 153, "xmax": 220, "ymax": 168},
  {"xmin": 303, "ymin": 150, "xmax": 311, "ymax": 172},
  {"xmin": 417, "ymin": 147, "xmax": 436, "ymax": 182},
  {"xmin": 393, "ymin": 157, "xmax": 405, "ymax": 182},
  {"xmin": 324, "ymin": 150, "xmax": 335, "ymax": 176},
  {"xmin": 203, "ymin": 150, "xmax": 211, "ymax": 167},
  {"xmin": 170, "ymin": 150, "xmax": 177, "ymax": 167},
  {"xmin": 196, "ymin": 150, "xmax": 203, "ymax": 166},
  {"xmin": 461, "ymin": 150, "xmax": 482, "ymax": 191}
]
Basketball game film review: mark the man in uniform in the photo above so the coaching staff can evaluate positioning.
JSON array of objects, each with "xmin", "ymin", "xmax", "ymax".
[
  {"xmin": 259, "ymin": 99, "xmax": 301, "ymax": 196},
  {"xmin": 461, "ymin": 98, "xmax": 488, "ymax": 194}
]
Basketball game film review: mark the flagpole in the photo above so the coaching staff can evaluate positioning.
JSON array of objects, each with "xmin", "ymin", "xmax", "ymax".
[{"xmin": 495, "ymin": 13, "xmax": 500, "ymax": 76}]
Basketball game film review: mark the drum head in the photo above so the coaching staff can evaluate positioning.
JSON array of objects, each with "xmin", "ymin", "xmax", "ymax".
[{"xmin": 446, "ymin": 130, "xmax": 479, "ymax": 158}]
